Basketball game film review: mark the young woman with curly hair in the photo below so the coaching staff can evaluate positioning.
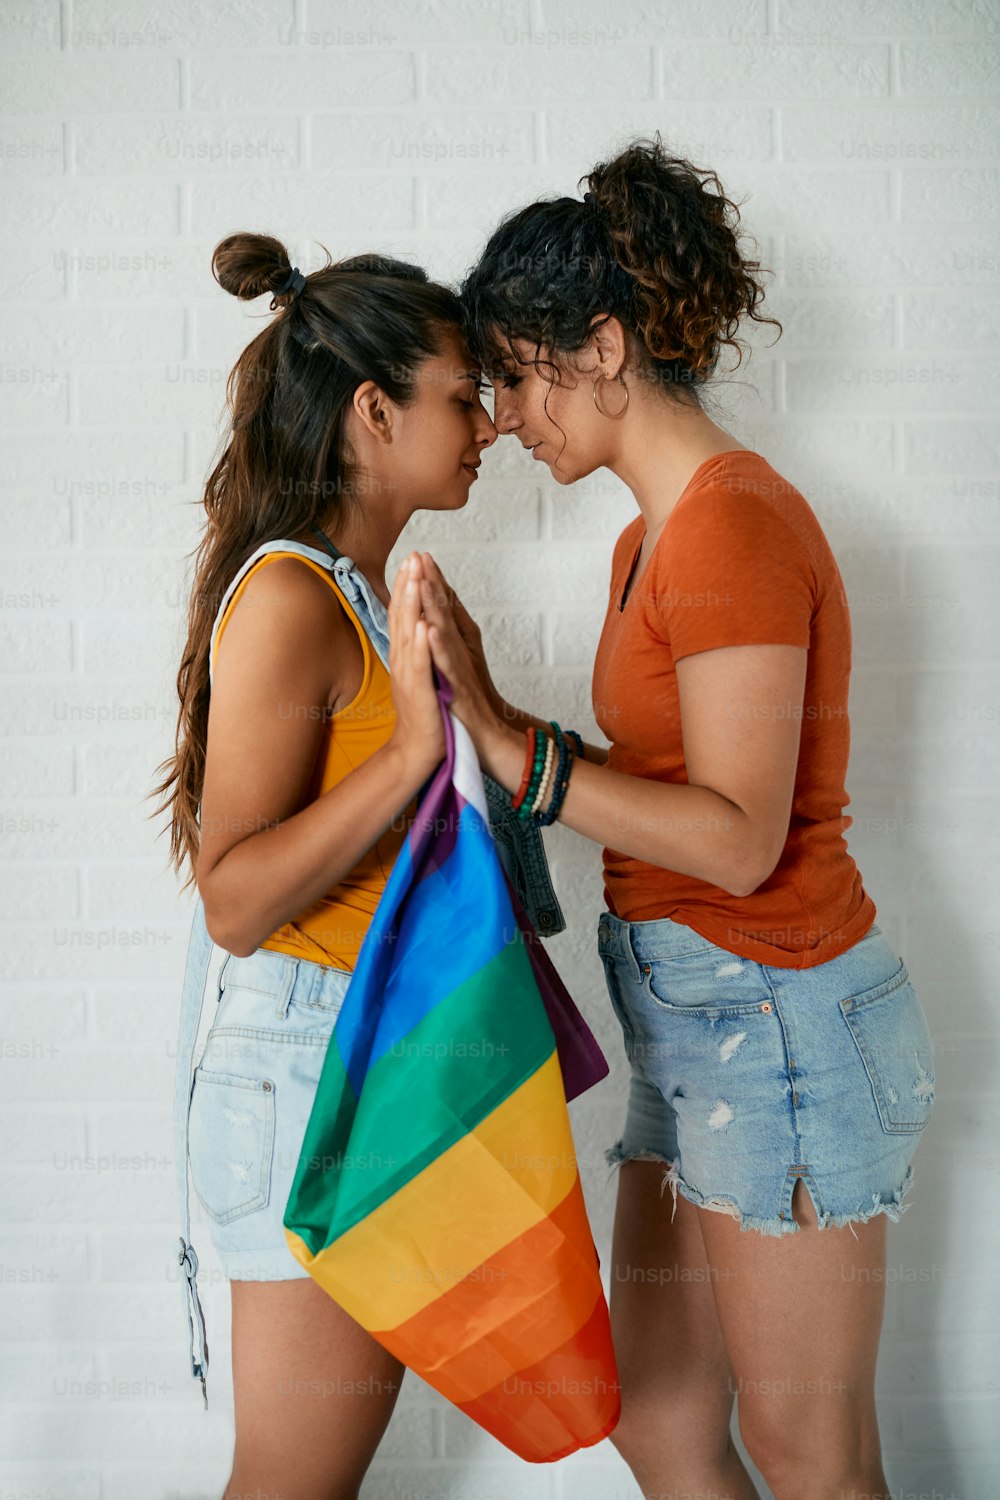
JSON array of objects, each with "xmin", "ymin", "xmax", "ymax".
[{"xmin": 418, "ymin": 136, "xmax": 936, "ymax": 1500}]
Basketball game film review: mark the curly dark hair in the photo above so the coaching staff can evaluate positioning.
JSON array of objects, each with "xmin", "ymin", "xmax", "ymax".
[{"xmin": 460, "ymin": 133, "xmax": 781, "ymax": 405}]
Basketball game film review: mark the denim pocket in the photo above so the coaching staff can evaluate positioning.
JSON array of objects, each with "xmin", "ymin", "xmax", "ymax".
[
  {"xmin": 643, "ymin": 950, "xmax": 772, "ymax": 1017},
  {"xmin": 188, "ymin": 1066, "xmax": 276, "ymax": 1223},
  {"xmin": 839, "ymin": 962, "xmax": 936, "ymax": 1134}
]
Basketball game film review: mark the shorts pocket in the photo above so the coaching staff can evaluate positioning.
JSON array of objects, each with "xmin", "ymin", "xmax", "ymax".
[
  {"xmin": 188, "ymin": 1066, "xmax": 276, "ymax": 1224},
  {"xmin": 839, "ymin": 962, "xmax": 935, "ymax": 1135},
  {"xmin": 643, "ymin": 951, "xmax": 771, "ymax": 1017}
]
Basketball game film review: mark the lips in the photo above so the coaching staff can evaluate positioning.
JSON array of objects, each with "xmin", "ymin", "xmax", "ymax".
[{"xmin": 462, "ymin": 463, "xmax": 480, "ymax": 479}]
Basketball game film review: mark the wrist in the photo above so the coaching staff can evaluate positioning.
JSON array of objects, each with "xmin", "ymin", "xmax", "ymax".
[
  {"xmin": 478, "ymin": 719, "xmax": 526, "ymax": 789},
  {"xmin": 487, "ymin": 686, "xmax": 513, "ymax": 725},
  {"xmin": 385, "ymin": 733, "xmax": 440, "ymax": 788}
]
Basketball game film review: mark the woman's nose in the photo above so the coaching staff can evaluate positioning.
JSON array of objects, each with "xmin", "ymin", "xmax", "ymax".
[
  {"xmin": 476, "ymin": 404, "xmax": 498, "ymax": 448},
  {"xmin": 491, "ymin": 387, "xmax": 520, "ymax": 435}
]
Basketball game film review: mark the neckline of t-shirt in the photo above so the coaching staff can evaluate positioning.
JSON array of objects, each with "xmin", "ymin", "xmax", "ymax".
[
  {"xmin": 618, "ymin": 448, "xmax": 759, "ymax": 611},
  {"xmin": 683, "ymin": 445, "xmax": 759, "ymax": 489}
]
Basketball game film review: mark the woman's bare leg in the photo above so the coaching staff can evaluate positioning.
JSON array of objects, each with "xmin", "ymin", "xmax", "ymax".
[
  {"xmin": 607, "ymin": 1159, "xmax": 760, "ymax": 1499},
  {"xmin": 700, "ymin": 1179, "xmax": 891, "ymax": 1500},
  {"xmin": 223, "ymin": 1277, "xmax": 406, "ymax": 1500}
]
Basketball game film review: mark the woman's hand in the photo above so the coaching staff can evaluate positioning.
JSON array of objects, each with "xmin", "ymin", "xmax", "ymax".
[
  {"xmin": 417, "ymin": 552, "xmax": 506, "ymax": 718},
  {"xmin": 416, "ymin": 557, "xmax": 505, "ymax": 756},
  {"xmin": 386, "ymin": 554, "xmax": 446, "ymax": 775}
]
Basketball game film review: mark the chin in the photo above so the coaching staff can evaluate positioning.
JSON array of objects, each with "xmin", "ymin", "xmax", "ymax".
[
  {"xmin": 424, "ymin": 489, "xmax": 471, "ymax": 512},
  {"xmin": 546, "ymin": 455, "xmax": 589, "ymax": 486}
]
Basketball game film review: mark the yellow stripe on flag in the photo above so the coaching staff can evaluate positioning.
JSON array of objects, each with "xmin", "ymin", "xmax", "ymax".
[{"xmin": 285, "ymin": 1048, "xmax": 578, "ymax": 1327}]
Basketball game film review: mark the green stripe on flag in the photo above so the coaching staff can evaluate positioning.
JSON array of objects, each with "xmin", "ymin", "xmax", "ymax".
[{"xmin": 294, "ymin": 933, "xmax": 558, "ymax": 1249}]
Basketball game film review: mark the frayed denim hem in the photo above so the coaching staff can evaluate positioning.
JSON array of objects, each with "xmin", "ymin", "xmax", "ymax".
[
  {"xmin": 808, "ymin": 1160, "xmax": 917, "ymax": 1240},
  {"xmin": 605, "ymin": 1142, "xmax": 918, "ymax": 1240}
]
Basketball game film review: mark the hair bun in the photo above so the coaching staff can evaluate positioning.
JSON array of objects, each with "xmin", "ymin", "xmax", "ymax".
[
  {"xmin": 212, "ymin": 232, "xmax": 296, "ymax": 303},
  {"xmin": 586, "ymin": 135, "xmax": 778, "ymax": 379}
]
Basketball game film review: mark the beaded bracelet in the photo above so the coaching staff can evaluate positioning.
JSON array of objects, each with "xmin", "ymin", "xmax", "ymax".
[
  {"xmin": 544, "ymin": 723, "xmax": 585, "ymax": 825},
  {"xmin": 547, "ymin": 721, "xmax": 570, "ymax": 808},
  {"xmin": 537, "ymin": 722, "xmax": 570, "ymax": 827},
  {"xmin": 519, "ymin": 741, "xmax": 548, "ymax": 820},
  {"xmin": 539, "ymin": 740, "xmax": 576, "ymax": 826},
  {"xmin": 511, "ymin": 726, "xmax": 537, "ymax": 812},
  {"xmin": 530, "ymin": 733, "xmax": 557, "ymax": 816},
  {"xmin": 517, "ymin": 730, "xmax": 549, "ymax": 819},
  {"xmin": 510, "ymin": 723, "xmax": 586, "ymax": 826}
]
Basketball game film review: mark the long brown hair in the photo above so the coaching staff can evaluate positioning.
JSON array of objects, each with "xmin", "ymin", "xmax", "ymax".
[{"xmin": 148, "ymin": 232, "xmax": 463, "ymax": 890}]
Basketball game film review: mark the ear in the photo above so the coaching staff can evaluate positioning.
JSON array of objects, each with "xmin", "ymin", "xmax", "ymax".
[
  {"xmin": 587, "ymin": 314, "xmax": 627, "ymax": 379},
  {"xmin": 351, "ymin": 380, "xmax": 395, "ymax": 445}
]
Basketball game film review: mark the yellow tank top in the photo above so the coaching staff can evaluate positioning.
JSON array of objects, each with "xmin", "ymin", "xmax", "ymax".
[{"xmin": 209, "ymin": 549, "xmax": 416, "ymax": 971}]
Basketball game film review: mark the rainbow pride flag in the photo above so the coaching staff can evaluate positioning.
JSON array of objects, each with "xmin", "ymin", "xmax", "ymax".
[{"xmin": 283, "ymin": 677, "xmax": 620, "ymax": 1462}]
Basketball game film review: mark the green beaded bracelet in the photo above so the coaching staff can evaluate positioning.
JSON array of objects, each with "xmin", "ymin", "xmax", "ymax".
[{"xmin": 518, "ymin": 730, "xmax": 549, "ymax": 819}]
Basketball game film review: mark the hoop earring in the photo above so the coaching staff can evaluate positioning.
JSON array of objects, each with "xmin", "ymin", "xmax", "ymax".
[{"xmin": 593, "ymin": 372, "xmax": 629, "ymax": 420}]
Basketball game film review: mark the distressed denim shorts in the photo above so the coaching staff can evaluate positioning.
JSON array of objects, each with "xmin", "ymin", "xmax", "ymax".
[
  {"xmin": 598, "ymin": 912, "xmax": 936, "ymax": 1236},
  {"xmin": 187, "ymin": 944, "xmax": 350, "ymax": 1279}
]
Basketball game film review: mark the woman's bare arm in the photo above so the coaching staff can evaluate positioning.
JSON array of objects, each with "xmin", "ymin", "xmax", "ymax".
[
  {"xmin": 473, "ymin": 643, "xmax": 807, "ymax": 897},
  {"xmin": 197, "ymin": 557, "xmax": 440, "ymax": 956},
  {"xmin": 421, "ymin": 551, "xmax": 808, "ymax": 898}
]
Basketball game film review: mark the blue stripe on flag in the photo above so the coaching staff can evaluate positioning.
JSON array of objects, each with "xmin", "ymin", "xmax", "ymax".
[{"xmin": 333, "ymin": 793, "xmax": 517, "ymax": 1096}]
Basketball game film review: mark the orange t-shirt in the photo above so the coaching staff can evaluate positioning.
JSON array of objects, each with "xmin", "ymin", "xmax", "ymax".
[{"xmin": 590, "ymin": 449, "xmax": 876, "ymax": 970}]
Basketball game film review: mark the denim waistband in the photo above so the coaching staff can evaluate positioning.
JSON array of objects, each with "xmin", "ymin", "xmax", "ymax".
[
  {"xmin": 598, "ymin": 908, "xmax": 886, "ymax": 984},
  {"xmin": 219, "ymin": 944, "xmax": 352, "ymax": 1013},
  {"xmin": 598, "ymin": 910, "xmax": 721, "ymax": 970}
]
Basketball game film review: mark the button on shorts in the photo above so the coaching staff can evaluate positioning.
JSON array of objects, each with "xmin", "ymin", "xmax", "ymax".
[
  {"xmin": 598, "ymin": 913, "xmax": 936, "ymax": 1235},
  {"xmin": 187, "ymin": 944, "xmax": 350, "ymax": 1279}
]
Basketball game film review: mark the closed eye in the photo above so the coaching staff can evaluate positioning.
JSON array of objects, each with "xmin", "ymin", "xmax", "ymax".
[{"xmin": 459, "ymin": 379, "xmax": 488, "ymax": 409}]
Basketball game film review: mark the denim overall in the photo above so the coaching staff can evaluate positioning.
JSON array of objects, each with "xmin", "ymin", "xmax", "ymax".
[{"xmin": 173, "ymin": 530, "xmax": 565, "ymax": 1404}]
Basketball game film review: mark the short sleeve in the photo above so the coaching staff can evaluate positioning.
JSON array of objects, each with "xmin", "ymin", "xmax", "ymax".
[{"xmin": 653, "ymin": 488, "xmax": 815, "ymax": 661}]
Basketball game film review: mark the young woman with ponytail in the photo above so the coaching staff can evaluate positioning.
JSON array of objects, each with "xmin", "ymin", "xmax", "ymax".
[
  {"xmin": 150, "ymin": 234, "xmax": 500, "ymax": 1497},
  {"xmin": 419, "ymin": 136, "xmax": 936, "ymax": 1499}
]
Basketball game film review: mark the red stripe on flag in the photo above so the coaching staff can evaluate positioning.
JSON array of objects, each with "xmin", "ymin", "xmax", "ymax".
[{"xmin": 458, "ymin": 1291, "xmax": 622, "ymax": 1462}]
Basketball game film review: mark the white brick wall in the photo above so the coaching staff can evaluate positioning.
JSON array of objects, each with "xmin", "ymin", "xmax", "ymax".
[{"xmin": 1, "ymin": 1, "xmax": 997, "ymax": 1495}]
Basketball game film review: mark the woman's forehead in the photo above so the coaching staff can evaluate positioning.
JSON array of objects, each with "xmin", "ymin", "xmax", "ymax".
[
  {"xmin": 491, "ymin": 332, "xmax": 540, "ymax": 368},
  {"xmin": 416, "ymin": 338, "xmax": 481, "ymax": 388}
]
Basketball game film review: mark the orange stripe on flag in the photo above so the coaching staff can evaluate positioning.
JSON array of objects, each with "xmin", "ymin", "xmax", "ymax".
[{"xmin": 372, "ymin": 1175, "xmax": 600, "ymax": 1404}]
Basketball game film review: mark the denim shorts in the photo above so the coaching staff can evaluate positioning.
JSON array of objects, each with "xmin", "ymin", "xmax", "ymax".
[
  {"xmin": 598, "ymin": 912, "xmax": 936, "ymax": 1236},
  {"xmin": 187, "ymin": 943, "xmax": 350, "ymax": 1279}
]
